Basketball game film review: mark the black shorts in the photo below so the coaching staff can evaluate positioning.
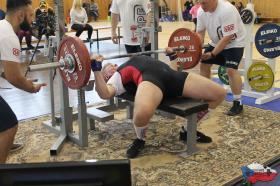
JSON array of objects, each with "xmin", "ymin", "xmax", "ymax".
[
  {"xmin": 0, "ymin": 96, "xmax": 18, "ymax": 132},
  {"xmin": 202, "ymin": 45, "xmax": 244, "ymax": 69},
  {"xmin": 141, "ymin": 62, "xmax": 189, "ymax": 98},
  {"xmin": 124, "ymin": 43, "xmax": 151, "ymax": 54},
  {"xmin": 119, "ymin": 56, "xmax": 189, "ymax": 98},
  {"xmin": 145, "ymin": 71, "xmax": 188, "ymax": 98}
]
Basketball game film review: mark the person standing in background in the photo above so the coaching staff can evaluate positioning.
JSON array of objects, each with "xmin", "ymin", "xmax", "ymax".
[
  {"xmin": 189, "ymin": 0, "xmax": 201, "ymax": 31},
  {"xmin": 110, "ymin": 0, "xmax": 152, "ymax": 54}
]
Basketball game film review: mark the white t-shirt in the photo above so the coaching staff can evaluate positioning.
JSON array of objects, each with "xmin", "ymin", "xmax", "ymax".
[
  {"xmin": 70, "ymin": 8, "xmax": 88, "ymax": 27},
  {"xmin": 197, "ymin": 0, "xmax": 246, "ymax": 49},
  {"xmin": 110, "ymin": 0, "xmax": 151, "ymax": 45},
  {"xmin": 0, "ymin": 20, "xmax": 21, "ymax": 63},
  {"xmin": 107, "ymin": 72, "xmax": 126, "ymax": 96}
]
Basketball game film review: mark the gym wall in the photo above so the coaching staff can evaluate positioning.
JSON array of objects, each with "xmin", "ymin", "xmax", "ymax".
[{"xmin": 0, "ymin": 0, "xmax": 278, "ymax": 21}]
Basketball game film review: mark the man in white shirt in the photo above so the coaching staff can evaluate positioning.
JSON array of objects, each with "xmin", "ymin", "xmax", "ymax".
[
  {"xmin": 196, "ymin": 0, "xmax": 246, "ymax": 116},
  {"xmin": 110, "ymin": 0, "xmax": 152, "ymax": 53},
  {"xmin": 0, "ymin": 0, "xmax": 46, "ymax": 163}
]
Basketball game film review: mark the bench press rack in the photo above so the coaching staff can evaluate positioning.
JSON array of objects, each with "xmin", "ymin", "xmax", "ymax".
[{"xmin": 40, "ymin": 0, "xmax": 209, "ymax": 157}]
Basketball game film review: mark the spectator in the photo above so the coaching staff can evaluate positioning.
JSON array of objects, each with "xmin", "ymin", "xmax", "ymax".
[
  {"xmin": 183, "ymin": 0, "xmax": 194, "ymax": 21},
  {"xmin": 89, "ymin": 0, "xmax": 99, "ymax": 21},
  {"xmin": 34, "ymin": 0, "xmax": 56, "ymax": 38},
  {"xmin": 0, "ymin": 9, "xmax": 5, "ymax": 20},
  {"xmin": 236, "ymin": 1, "xmax": 244, "ymax": 14},
  {"xmin": 82, "ymin": 0, "xmax": 90, "ymax": 16},
  {"xmin": 189, "ymin": 0, "xmax": 201, "ymax": 31},
  {"xmin": 70, "ymin": 0, "xmax": 93, "ymax": 42},
  {"xmin": 161, "ymin": 11, "xmax": 176, "ymax": 22},
  {"xmin": 17, "ymin": 30, "xmax": 34, "ymax": 50},
  {"xmin": 110, "ymin": 0, "xmax": 152, "ymax": 54}
]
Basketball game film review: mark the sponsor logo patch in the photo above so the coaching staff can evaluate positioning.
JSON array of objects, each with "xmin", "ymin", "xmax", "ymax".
[
  {"xmin": 13, "ymin": 48, "xmax": 20, "ymax": 56},
  {"xmin": 224, "ymin": 24, "xmax": 235, "ymax": 32}
]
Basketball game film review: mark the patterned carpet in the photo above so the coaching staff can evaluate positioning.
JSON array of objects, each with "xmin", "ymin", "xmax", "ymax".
[{"xmin": 7, "ymin": 102, "xmax": 280, "ymax": 186}]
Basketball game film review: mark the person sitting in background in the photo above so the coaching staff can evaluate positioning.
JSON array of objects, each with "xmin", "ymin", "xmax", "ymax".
[
  {"xmin": 184, "ymin": 0, "xmax": 194, "ymax": 21},
  {"xmin": 189, "ymin": 0, "xmax": 201, "ymax": 32},
  {"xmin": 0, "ymin": 9, "xmax": 5, "ymax": 20},
  {"xmin": 90, "ymin": 0, "xmax": 99, "ymax": 21},
  {"xmin": 161, "ymin": 10, "xmax": 176, "ymax": 22},
  {"xmin": 82, "ymin": 0, "xmax": 90, "ymax": 16},
  {"xmin": 70, "ymin": 0, "xmax": 93, "ymax": 43},
  {"xmin": 34, "ymin": 0, "xmax": 55, "ymax": 38},
  {"xmin": 236, "ymin": 1, "xmax": 244, "ymax": 14},
  {"xmin": 17, "ymin": 29, "xmax": 34, "ymax": 50}
]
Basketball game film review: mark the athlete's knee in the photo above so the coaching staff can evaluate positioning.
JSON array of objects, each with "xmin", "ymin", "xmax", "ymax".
[
  {"xmin": 133, "ymin": 107, "xmax": 153, "ymax": 125},
  {"xmin": 210, "ymin": 86, "xmax": 226, "ymax": 108}
]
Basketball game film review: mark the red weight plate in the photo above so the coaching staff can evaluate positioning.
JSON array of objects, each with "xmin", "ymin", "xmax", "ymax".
[
  {"xmin": 57, "ymin": 36, "xmax": 91, "ymax": 89},
  {"xmin": 168, "ymin": 28, "xmax": 202, "ymax": 69}
]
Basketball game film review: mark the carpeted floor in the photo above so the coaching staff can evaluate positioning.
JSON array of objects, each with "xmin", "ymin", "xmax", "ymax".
[{"xmin": 7, "ymin": 102, "xmax": 280, "ymax": 186}]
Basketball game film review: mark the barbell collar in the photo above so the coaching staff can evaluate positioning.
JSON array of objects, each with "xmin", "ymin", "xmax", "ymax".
[
  {"xmin": 248, "ymin": 75, "xmax": 263, "ymax": 81},
  {"xmin": 60, "ymin": 54, "xmax": 76, "ymax": 73}
]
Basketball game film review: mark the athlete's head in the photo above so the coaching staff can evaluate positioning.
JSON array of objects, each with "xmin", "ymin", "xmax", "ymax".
[{"xmin": 101, "ymin": 63, "xmax": 118, "ymax": 82}]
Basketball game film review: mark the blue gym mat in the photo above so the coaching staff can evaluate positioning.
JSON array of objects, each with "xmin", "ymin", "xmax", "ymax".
[{"xmin": 213, "ymin": 78, "xmax": 280, "ymax": 113}]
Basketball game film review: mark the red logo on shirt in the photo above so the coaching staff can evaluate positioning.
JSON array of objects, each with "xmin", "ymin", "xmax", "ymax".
[
  {"xmin": 13, "ymin": 48, "xmax": 20, "ymax": 56},
  {"xmin": 224, "ymin": 24, "xmax": 235, "ymax": 32}
]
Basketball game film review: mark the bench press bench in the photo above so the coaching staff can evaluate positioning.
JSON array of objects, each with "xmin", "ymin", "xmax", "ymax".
[{"xmin": 116, "ymin": 93, "xmax": 209, "ymax": 156}]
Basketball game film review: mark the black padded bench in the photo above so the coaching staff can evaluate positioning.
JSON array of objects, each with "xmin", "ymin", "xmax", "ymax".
[{"xmin": 116, "ymin": 93, "xmax": 209, "ymax": 156}]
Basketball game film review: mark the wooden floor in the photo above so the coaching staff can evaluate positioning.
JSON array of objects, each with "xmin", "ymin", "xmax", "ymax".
[{"xmin": 0, "ymin": 21, "xmax": 279, "ymax": 121}]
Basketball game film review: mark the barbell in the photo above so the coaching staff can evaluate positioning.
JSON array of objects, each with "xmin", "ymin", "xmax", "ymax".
[{"xmin": 28, "ymin": 28, "xmax": 202, "ymax": 89}]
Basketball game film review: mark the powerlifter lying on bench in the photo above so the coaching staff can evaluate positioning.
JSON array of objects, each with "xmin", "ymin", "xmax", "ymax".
[{"xmin": 91, "ymin": 48, "xmax": 226, "ymax": 158}]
